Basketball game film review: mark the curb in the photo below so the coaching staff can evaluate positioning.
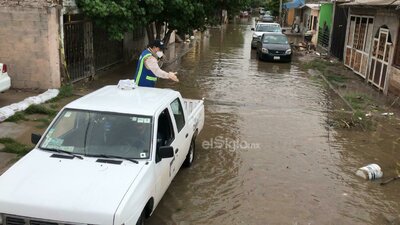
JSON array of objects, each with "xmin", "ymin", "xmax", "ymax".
[
  {"xmin": 308, "ymin": 68, "xmax": 355, "ymax": 112},
  {"xmin": 163, "ymin": 41, "xmax": 197, "ymax": 67}
]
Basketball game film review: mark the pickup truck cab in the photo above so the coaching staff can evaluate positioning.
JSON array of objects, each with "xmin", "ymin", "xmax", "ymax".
[{"xmin": 0, "ymin": 85, "xmax": 204, "ymax": 225}]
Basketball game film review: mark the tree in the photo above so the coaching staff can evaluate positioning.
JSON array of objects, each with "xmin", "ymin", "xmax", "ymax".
[
  {"xmin": 266, "ymin": 0, "xmax": 287, "ymax": 17},
  {"xmin": 77, "ymin": 0, "xmax": 251, "ymax": 44}
]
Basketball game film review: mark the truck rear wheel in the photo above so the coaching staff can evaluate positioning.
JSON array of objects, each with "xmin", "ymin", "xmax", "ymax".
[{"xmin": 183, "ymin": 139, "xmax": 195, "ymax": 168}]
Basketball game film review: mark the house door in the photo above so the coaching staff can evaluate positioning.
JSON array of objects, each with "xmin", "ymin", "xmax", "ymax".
[
  {"xmin": 344, "ymin": 16, "xmax": 374, "ymax": 78},
  {"xmin": 368, "ymin": 28, "xmax": 392, "ymax": 91}
]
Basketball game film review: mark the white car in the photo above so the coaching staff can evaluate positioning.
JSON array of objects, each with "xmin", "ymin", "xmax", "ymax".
[
  {"xmin": 251, "ymin": 22, "xmax": 282, "ymax": 48},
  {"xmin": 0, "ymin": 63, "xmax": 11, "ymax": 92},
  {"xmin": 0, "ymin": 85, "xmax": 204, "ymax": 225}
]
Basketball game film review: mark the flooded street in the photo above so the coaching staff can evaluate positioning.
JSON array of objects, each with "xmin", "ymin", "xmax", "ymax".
[{"xmin": 147, "ymin": 18, "xmax": 400, "ymax": 225}]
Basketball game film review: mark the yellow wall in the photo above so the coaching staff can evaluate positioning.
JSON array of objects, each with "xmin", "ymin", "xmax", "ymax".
[{"xmin": 287, "ymin": 9, "xmax": 295, "ymax": 26}]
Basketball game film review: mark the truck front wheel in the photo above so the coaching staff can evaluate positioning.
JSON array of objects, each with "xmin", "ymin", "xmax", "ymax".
[
  {"xmin": 136, "ymin": 210, "xmax": 145, "ymax": 225},
  {"xmin": 183, "ymin": 139, "xmax": 195, "ymax": 167}
]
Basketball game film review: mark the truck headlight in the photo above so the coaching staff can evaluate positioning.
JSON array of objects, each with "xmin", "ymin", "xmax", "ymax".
[
  {"xmin": 286, "ymin": 49, "xmax": 292, "ymax": 55},
  {"xmin": 262, "ymin": 48, "xmax": 269, "ymax": 53}
]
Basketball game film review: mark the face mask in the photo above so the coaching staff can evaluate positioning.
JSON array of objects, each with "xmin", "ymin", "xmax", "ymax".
[{"xmin": 156, "ymin": 51, "xmax": 164, "ymax": 58}]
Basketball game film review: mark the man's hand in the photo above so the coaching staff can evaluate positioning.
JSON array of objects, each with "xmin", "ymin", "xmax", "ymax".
[{"xmin": 168, "ymin": 72, "xmax": 179, "ymax": 82}]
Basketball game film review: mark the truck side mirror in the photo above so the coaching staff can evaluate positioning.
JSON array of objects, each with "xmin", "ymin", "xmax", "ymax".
[
  {"xmin": 251, "ymin": 28, "xmax": 255, "ymax": 31},
  {"xmin": 156, "ymin": 146, "xmax": 174, "ymax": 161},
  {"xmin": 31, "ymin": 133, "xmax": 42, "ymax": 145}
]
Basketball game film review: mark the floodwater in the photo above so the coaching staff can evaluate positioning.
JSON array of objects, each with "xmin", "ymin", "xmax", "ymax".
[{"xmin": 147, "ymin": 18, "xmax": 400, "ymax": 225}]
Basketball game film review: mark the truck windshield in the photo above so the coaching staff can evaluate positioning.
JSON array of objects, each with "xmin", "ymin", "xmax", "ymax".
[{"xmin": 39, "ymin": 109, "xmax": 152, "ymax": 159}]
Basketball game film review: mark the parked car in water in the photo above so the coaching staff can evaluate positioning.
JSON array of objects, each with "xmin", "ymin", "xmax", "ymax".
[
  {"xmin": 0, "ymin": 63, "xmax": 11, "ymax": 92},
  {"xmin": 240, "ymin": 10, "xmax": 249, "ymax": 18},
  {"xmin": 0, "ymin": 85, "xmax": 205, "ymax": 225},
  {"xmin": 251, "ymin": 22, "xmax": 282, "ymax": 48},
  {"xmin": 260, "ymin": 15, "xmax": 274, "ymax": 22},
  {"xmin": 256, "ymin": 33, "xmax": 292, "ymax": 62},
  {"xmin": 259, "ymin": 7, "xmax": 265, "ymax": 15}
]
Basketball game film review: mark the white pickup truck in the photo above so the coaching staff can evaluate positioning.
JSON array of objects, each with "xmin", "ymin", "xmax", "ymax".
[{"xmin": 0, "ymin": 85, "xmax": 204, "ymax": 225}]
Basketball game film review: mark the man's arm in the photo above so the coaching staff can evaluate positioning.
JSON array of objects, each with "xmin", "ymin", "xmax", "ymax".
[{"xmin": 145, "ymin": 56, "xmax": 169, "ymax": 78}]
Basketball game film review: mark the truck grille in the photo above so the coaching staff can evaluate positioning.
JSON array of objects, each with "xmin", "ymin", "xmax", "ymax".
[
  {"xmin": 5, "ymin": 216, "xmax": 25, "ymax": 225},
  {"xmin": 4, "ymin": 215, "xmax": 79, "ymax": 225},
  {"xmin": 269, "ymin": 50, "xmax": 286, "ymax": 55},
  {"xmin": 30, "ymin": 221, "xmax": 58, "ymax": 225}
]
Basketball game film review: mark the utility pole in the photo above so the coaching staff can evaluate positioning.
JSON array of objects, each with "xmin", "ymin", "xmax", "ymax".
[{"xmin": 279, "ymin": 0, "xmax": 283, "ymax": 26}]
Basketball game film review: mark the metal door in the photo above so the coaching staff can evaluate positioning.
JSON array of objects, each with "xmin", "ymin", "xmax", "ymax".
[
  {"xmin": 64, "ymin": 19, "xmax": 94, "ymax": 82},
  {"xmin": 330, "ymin": 6, "xmax": 348, "ymax": 60},
  {"xmin": 344, "ymin": 15, "xmax": 374, "ymax": 78},
  {"xmin": 368, "ymin": 28, "xmax": 391, "ymax": 91}
]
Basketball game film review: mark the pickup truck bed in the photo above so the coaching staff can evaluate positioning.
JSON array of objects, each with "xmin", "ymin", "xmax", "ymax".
[{"xmin": 183, "ymin": 98, "xmax": 204, "ymax": 136}]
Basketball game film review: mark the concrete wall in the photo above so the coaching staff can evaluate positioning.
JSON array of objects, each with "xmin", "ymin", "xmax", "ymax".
[
  {"xmin": 0, "ymin": 6, "xmax": 61, "ymax": 89},
  {"xmin": 0, "ymin": 0, "xmax": 56, "ymax": 8},
  {"xmin": 319, "ymin": 3, "xmax": 333, "ymax": 30},
  {"xmin": 123, "ymin": 30, "xmax": 148, "ymax": 63},
  {"xmin": 389, "ymin": 67, "xmax": 400, "ymax": 94}
]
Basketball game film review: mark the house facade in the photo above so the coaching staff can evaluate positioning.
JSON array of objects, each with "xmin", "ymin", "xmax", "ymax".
[
  {"xmin": 301, "ymin": 4, "xmax": 321, "ymax": 46},
  {"xmin": 317, "ymin": 3, "xmax": 334, "ymax": 48},
  {"xmin": 342, "ymin": 0, "xmax": 400, "ymax": 94},
  {"xmin": 0, "ymin": 0, "xmax": 61, "ymax": 89},
  {"xmin": 330, "ymin": 0, "xmax": 349, "ymax": 60},
  {"xmin": 0, "ymin": 0, "xmax": 148, "ymax": 89}
]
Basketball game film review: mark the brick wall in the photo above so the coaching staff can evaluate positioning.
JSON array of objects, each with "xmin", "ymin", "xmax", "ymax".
[{"xmin": 0, "ymin": 6, "xmax": 61, "ymax": 89}]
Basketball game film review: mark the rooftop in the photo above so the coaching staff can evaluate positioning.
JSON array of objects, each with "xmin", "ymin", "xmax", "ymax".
[
  {"xmin": 65, "ymin": 86, "xmax": 179, "ymax": 116},
  {"xmin": 341, "ymin": 0, "xmax": 400, "ymax": 6}
]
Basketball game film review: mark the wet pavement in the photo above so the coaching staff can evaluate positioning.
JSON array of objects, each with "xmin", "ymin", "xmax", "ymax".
[{"xmin": 145, "ymin": 18, "xmax": 400, "ymax": 224}]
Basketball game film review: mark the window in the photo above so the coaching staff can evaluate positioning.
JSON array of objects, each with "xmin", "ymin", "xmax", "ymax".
[
  {"xmin": 394, "ymin": 26, "xmax": 400, "ymax": 68},
  {"xmin": 170, "ymin": 98, "xmax": 185, "ymax": 132},
  {"xmin": 157, "ymin": 108, "xmax": 175, "ymax": 149},
  {"xmin": 313, "ymin": 16, "xmax": 318, "ymax": 31},
  {"xmin": 39, "ymin": 109, "xmax": 153, "ymax": 159}
]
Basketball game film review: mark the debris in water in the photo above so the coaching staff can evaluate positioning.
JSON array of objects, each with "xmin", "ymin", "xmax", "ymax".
[
  {"xmin": 381, "ymin": 112, "xmax": 394, "ymax": 116},
  {"xmin": 380, "ymin": 175, "xmax": 400, "ymax": 186},
  {"xmin": 356, "ymin": 164, "xmax": 383, "ymax": 180}
]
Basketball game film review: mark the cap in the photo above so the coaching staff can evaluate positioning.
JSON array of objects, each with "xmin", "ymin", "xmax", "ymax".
[{"xmin": 149, "ymin": 39, "xmax": 165, "ymax": 50}]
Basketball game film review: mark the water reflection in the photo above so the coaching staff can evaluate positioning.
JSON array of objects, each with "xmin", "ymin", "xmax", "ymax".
[{"xmin": 150, "ymin": 17, "xmax": 400, "ymax": 225}]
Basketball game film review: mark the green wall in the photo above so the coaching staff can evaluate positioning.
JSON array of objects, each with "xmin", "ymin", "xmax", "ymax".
[{"xmin": 318, "ymin": 3, "xmax": 333, "ymax": 30}]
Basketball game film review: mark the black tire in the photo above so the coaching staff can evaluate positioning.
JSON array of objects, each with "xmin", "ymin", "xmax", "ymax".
[
  {"xmin": 136, "ymin": 210, "xmax": 145, "ymax": 225},
  {"xmin": 183, "ymin": 139, "xmax": 195, "ymax": 168}
]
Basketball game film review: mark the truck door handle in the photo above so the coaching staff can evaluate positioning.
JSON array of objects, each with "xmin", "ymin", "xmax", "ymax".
[
  {"xmin": 185, "ymin": 133, "xmax": 188, "ymax": 138},
  {"xmin": 175, "ymin": 148, "xmax": 179, "ymax": 154}
]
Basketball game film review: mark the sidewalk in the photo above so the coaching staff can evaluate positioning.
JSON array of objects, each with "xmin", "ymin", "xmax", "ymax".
[
  {"xmin": 297, "ymin": 52, "xmax": 400, "ymax": 129},
  {"xmin": 0, "ymin": 41, "xmax": 197, "ymax": 175}
]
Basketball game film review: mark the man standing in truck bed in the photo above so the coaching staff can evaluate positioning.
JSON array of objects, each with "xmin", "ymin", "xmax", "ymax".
[{"xmin": 134, "ymin": 39, "xmax": 179, "ymax": 87}]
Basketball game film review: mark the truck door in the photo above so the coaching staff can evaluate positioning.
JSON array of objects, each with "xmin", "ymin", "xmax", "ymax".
[
  {"xmin": 154, "ymin": 108, "xmax": 176, "ymax": 200},
  {"xmin": 169, "ymin": 98, "xmax": 190, "ymax": 169}
]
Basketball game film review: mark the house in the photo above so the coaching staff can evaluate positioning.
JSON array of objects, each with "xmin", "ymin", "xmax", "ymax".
[
  {"xmin": 0, "ymin": 0, "xmax": 61, "ymax": 89},
  {"xmin": 300, "ymin": 3, "xmax": 321, "ymax": 46},
  {"xmin": 341, "ymin": 0, "xmax": 400, "ymax": 94},
  {"xmin": 283, "ymin": 0, "xmax": 305, "ymax": 27},
  {"xmin": 330, "ymin": 0, "xmax": 350, "ymax": 60},
  {"xmin": 317, "ymin": 2, "xmax": 334, "ymax": 49},
  {"xmin": 0, "ymin": 0, "xmax": 148, "ymax": 89}
]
